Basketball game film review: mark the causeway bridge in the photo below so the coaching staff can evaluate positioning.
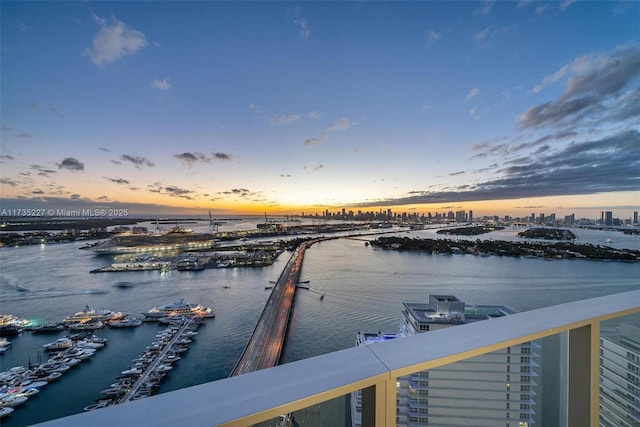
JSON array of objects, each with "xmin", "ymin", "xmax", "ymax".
[{"xmin": 230, "ymin": 240, "xmax": 315, "ymax": 376}]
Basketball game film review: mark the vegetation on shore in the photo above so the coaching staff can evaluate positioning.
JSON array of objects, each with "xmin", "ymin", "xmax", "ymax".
[
  {"xmin": 517, "ymin": 227, "xmax": 577, "ymax": 240},
  {"xmin": 370, "ymin": 236, "xmax": 640, "ymax": 261},
  {"xmin": 436, "ymin": 226, "xmax": 505, "ymax": 236}
]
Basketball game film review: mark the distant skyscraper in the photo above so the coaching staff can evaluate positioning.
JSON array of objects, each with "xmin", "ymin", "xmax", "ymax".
[
  {"xmin": 600, "ymin": 322, "xmax": 640, "ymax": 427},
  {"xmin": 353, "ymin": 295, "xmax": 539, "ymax": 427},
  {"xmin": 469, "ymin": 210, "xmax": 473, "ymax": 223},
  {"xmin": 633, "ymin": 211, "xmax": 638, "ymax": 225},
  {"xmin": 605, "ymin": 211, "xmax": 613, "ymax": 226}
]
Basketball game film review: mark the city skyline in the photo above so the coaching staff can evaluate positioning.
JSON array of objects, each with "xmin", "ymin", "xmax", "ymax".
[{"xmin": 1, "ymin": 1, "xmax": 639, "ymax": 218}]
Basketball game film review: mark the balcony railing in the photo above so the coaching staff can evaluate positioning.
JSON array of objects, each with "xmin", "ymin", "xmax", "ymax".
[{"xmin": 35, "ymin": 290, "xmax": 640, "ymax": 427}]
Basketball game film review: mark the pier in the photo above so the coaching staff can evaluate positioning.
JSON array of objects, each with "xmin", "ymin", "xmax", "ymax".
[
  {"xmin": 230, "ymin": 240, "xmax": 314, "ymax": 376},
  {"xmin": 86, "ymin": 319, "xmax": 201, "ymax": 411},
  {"xmin": 117, "ymin": 320, "xmax": 199, "ymax": 403}
]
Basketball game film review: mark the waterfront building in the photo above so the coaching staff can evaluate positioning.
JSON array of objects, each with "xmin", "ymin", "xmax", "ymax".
[
  {"xmin": 599, "ymin": 322, "xmax": 640, "ymax": 427},
  {"xmin": 353, "ymin": 295, "xmax": 539, "ymax": 427}
]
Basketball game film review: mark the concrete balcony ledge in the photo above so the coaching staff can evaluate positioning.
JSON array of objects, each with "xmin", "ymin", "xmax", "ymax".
[{"xmin": 34, "ymin": 290, "xmax": 640, "ymax": 427}]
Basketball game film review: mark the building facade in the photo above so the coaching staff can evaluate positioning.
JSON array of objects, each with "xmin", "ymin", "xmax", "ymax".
[
  {"xmin": 353, "ymin": 294, "xmax": 539, "ymax": 427},
  {"xmin": 600, "ymin": 322, "xmax": 640, "ymax": 427}
]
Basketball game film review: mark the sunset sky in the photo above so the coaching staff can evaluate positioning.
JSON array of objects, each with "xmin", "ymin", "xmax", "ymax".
[{"xmin": 1, "ymin": 1, "xmax": 638, "ymax": 219}]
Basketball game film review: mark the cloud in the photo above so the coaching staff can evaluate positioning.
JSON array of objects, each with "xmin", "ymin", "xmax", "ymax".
[
  {"xmin": 308, "ymin": 111, "xmax": 321, "ymax": 119},
  {"xmin": 293, "ymin": 8, "xmax": 311, "ymax": 39},
  {"xmin": 304, "ymin": 133, "xmax": 327, "ymax": 146},
  {"xmin": 151, "ymin": 78, "xmax": 171, "ymax": 91},
  {"xmin": 57, "ymin": 157, "xmax": 84, "ymax": 171},
  {"xmin": 164, "ymin": 185, "xmax": 194, "ymax": 199},
  {"xmin": 175, "ymin": 151, "xmax": 232, "ymax": 165},
  {"xmin": 105, "ymin": 177, "xmax": 130, "ymax": 185},
  {"xmin": 473, "ymin": 26, "xmax": 516, "ymax": 47},
  {"xmin": 30, "ymin": 164, "xmax": 57, "ymax": 177},
  {"xmin": 466, "ymin": 88, "xmax": 480, "ymax": 101},
  {"xmin": 0, "ymin": 178, "xmax": 18, "ymax": 187},
  {"xmin": 469, "ymin": 107, "xmax": 479, "ymax": 120},
  {"xmin": 248, "ymin": 103, "xmax": 263, "ymax": 114},
  {"xmin": 84, "ymin": 14, "xmax": 148, "ymax": 66},
  {"xmin": 473, "ymin": 28, "xmax": 491, "ymax": 44},
  {"xmin": 516, "ymin": 0, "xmax": 535, "ymax": 8},
  {"xmin": 559, "ymin": 0, "xmax": 577, "ymax": 11},
  {"xmin": 535, "ymin": 4, "xmax": 550, "ymax": 15},
  {"xmin": 328, "ymin": 118, "xmax": 356, "ymax": 132},
  {"xmin": 147, "ymin": 183, "xmax": 195, "ymax": 199},
  {"xmin": 277, "ymin": 115, "xmax": 300, "ymax": 125},
  {"xmin": 303, "ymin": 117, "xmax": 358, "ymax": 146},
  {"xmin": 426, "ymin": 30, "xmax": 441, "ymax": 46},
  {"xmin": 521, "ymin": 42, "xmax": 640, "ymax": 130},
  {"xmin": 476, "ymin": 0, "xmax": 495, "ymax": 16},
  {"xmin": 175, "ymin": 152, "xmax": 210, "ymax": 165},
  {"xmin": 120, "ymin": 154, "xmax": 154, "ymax": 168},
  {"xmin": 355, "ymin": 130, "xmax": 640, "ymax": 207}
]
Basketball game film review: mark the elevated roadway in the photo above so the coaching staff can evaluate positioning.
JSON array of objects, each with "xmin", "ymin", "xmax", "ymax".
[{"xmin": 230, "ymin": 240, "xmax": 314, "ymax": 376}]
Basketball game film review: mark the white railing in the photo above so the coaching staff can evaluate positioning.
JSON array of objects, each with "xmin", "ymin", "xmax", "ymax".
[{"xmin": 35, "ymin": 290, "xmax": 640, "ymax": 427}]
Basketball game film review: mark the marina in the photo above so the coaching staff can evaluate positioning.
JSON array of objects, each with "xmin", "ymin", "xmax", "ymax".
[
  {"xmin": 0, "ymin": 333, "xmax": 107, "ymax": 414},
  {"xmin": 87, "ymin": 318, "xmax": 202, "ymax": 410}
]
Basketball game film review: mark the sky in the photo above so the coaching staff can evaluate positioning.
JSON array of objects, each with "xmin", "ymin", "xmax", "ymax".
[{"xmin": 1, "ymin": 1, "xmax": 639, "ymax": 219}]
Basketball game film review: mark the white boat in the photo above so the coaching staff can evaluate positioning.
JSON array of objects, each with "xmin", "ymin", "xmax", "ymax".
[
  {"xmin": 67, "ymin": 320, "xmax": 105, "ymax": 330},
  {"xmin": 0, "ymin": 406, "xmax": 14, "ymax": 418},
  {"xmin": 141, "ymin": 298, "xmax": 215, "ymax": 320},
  {"xmin": 109, "ymin": 318, "xmax": 142, "ymax": 328},
  {"xmin": 62, "ymin": 306, "xmax": 124, "ymax": 324},
  {"xmin": 43, "ymin": 338, "xmax": 73, "ymax": 351},
  {"xmin": 0, "ymin": 394, "xmax": 28, "ymax": 408}
]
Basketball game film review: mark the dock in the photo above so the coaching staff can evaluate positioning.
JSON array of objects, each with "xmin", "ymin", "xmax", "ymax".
[{"xmin": 87, "ymin": 319, "xmax": 201, "ymax": 411}]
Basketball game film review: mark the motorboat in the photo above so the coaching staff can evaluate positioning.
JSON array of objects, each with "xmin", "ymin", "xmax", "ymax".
[
  {"xmin": 109, "ymin": 318, "xmax": 142, "ymax": 328},
  {"xmin": 43, "ymin": 338, "xmax": 73, "ymax": 351}
]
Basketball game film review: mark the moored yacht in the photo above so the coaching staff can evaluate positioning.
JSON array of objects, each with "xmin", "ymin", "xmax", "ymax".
[
  {"xmin": 141, "ymin": 298, "xmax": 214, "ymax": 320},
  {"xmin": 62, "ymin": 306, "xmax": 124, "ymax": 325}
]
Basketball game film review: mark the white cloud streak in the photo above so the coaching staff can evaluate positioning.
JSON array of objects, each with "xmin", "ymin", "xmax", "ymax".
[{"xmin": 85, "ymin": 14, "xmax": 148, "ymax": 66}]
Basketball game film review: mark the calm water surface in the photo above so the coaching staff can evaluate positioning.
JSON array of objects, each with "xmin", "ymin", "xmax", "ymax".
[{"xmin": 0, "ymin": 224, "xmax": 638, "ymax": 426}]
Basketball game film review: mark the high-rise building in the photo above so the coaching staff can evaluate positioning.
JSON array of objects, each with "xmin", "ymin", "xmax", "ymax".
[
  {"xmin": 633, "ymin": 211, "xmax": 638, "ymax": 225},
  {"xmin": 353, "ymin": 295, "xmax": 539, "ymax": 427},
  {"xmin": 605, "ymin": 211, "xmax": 614, "ymax": 226},
  {"xmin": 599, "ymin": 322, "xmax": 640, "ymax": 427}
]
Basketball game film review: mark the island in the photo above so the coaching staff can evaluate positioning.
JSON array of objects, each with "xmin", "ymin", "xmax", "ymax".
[
  {"xmin": 370, "ymin": 236, "xmax": 640, "ymax": 261},
  {"xmin": 517, "ymin": 227, "xmax": 577, "ymax": 240},
  {"xmin": 437, "ymin": 225, "xmax": 504, "ymax": 236}
]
